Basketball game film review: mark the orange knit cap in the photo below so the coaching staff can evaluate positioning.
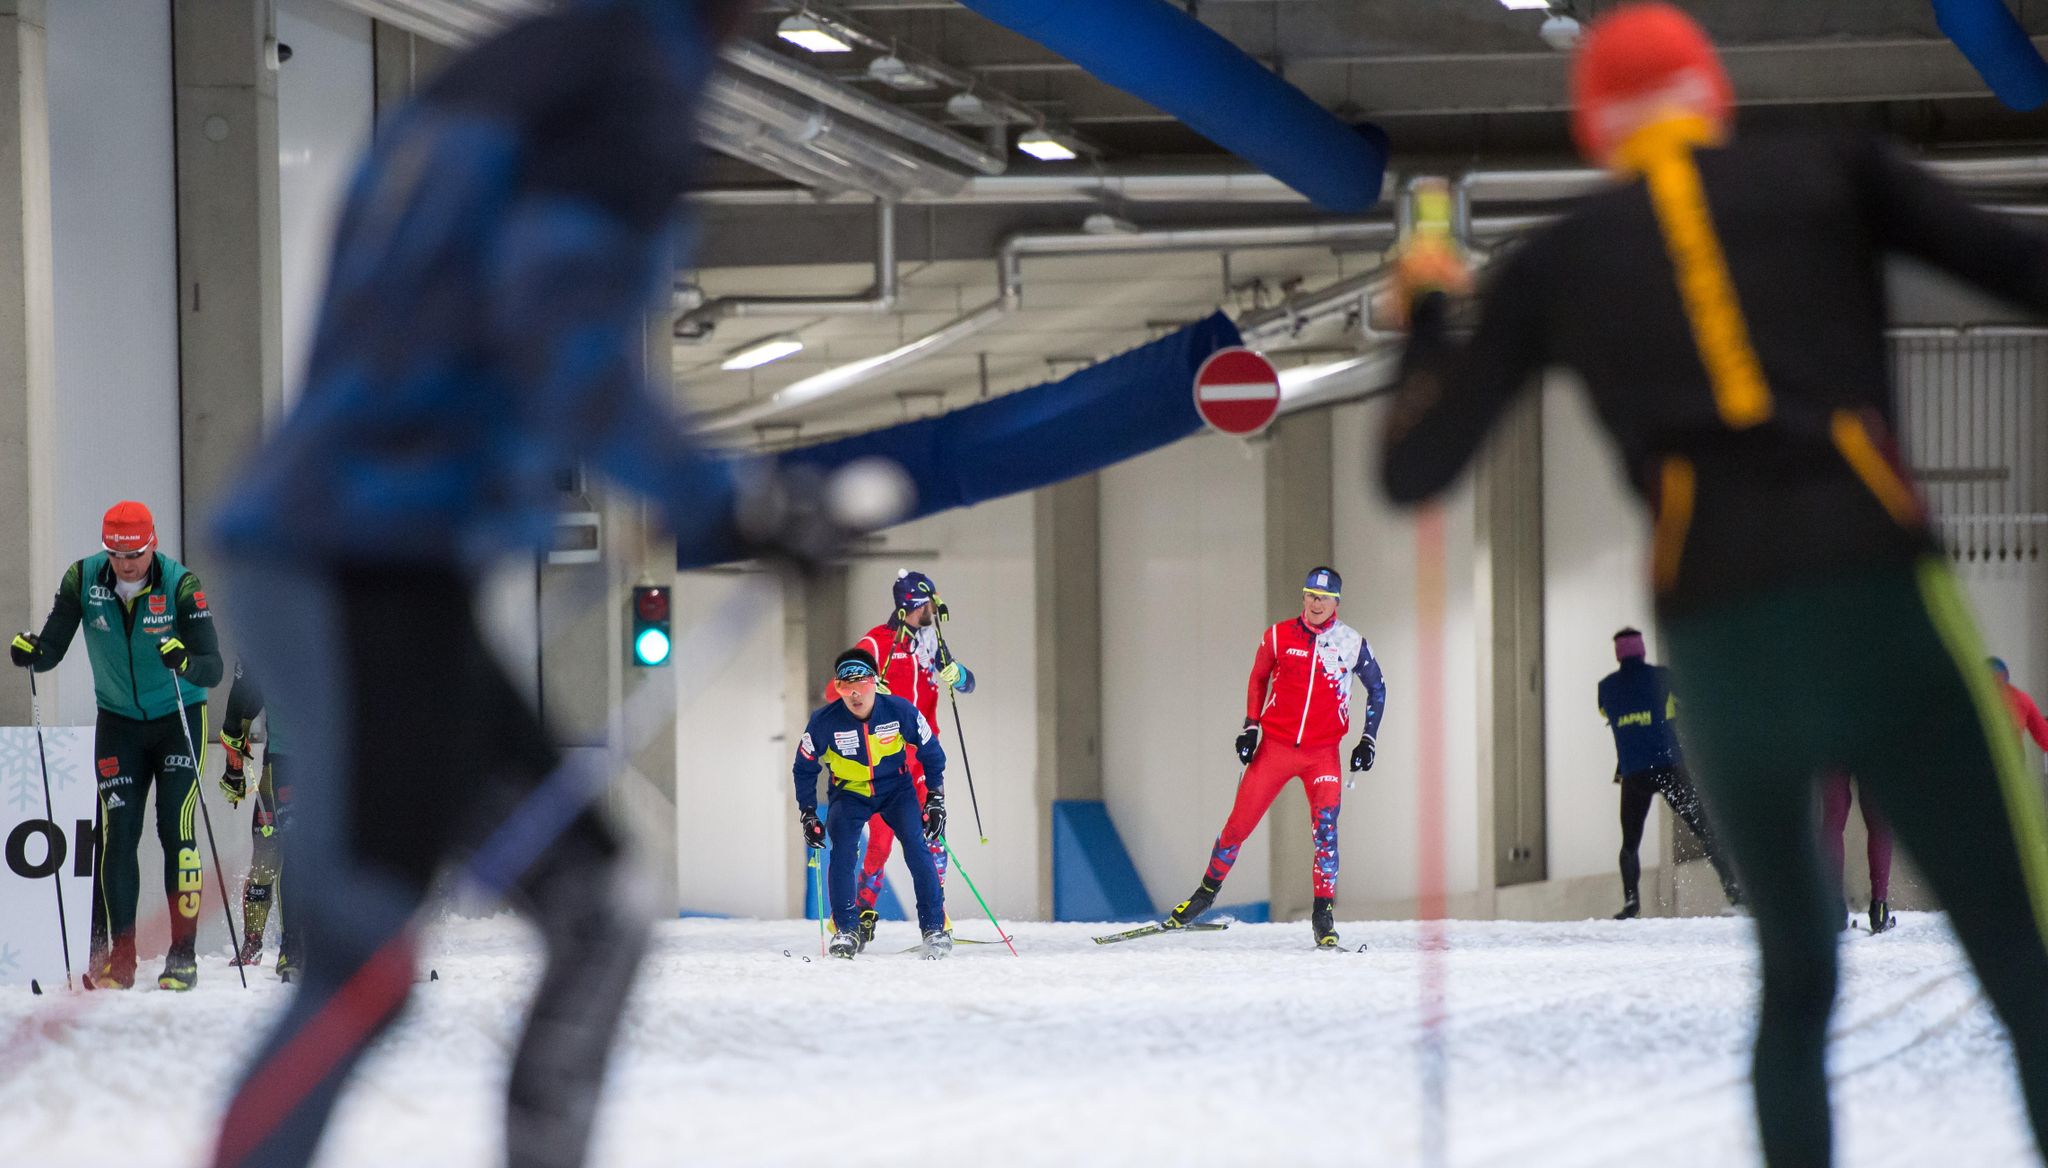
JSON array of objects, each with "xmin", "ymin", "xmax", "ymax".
[{"xmin": 1570, "ymin": 3, "xmax": 1733, "ymax": 164}]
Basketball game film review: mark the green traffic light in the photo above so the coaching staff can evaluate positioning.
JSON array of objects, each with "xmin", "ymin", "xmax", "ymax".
[{"xmin": 633, "ymin": 626, "xmax": 672, "ymax": 666}]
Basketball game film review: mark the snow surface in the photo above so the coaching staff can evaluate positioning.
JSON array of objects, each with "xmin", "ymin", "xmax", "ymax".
[{"xmin": 0, "ymin": 912, "xmax": 2038, "ymax": 1167}]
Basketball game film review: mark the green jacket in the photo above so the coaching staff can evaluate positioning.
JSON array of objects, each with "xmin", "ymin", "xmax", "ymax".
[{"xmin": 32, "ymin": 551, "xmax": 223, "ymax": 720}]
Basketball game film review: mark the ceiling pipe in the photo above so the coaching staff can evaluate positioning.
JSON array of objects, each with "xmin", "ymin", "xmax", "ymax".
[
  {"xmin": 721, "ymin": 41, "xmax": 1008, "ymax": 177},
  {"xmin": 703, "ymin": 74, "xmax": 971, "ymax": 200},
  {"xmin": 692, "ymin": 217, "xmax": 1399, "ymax": 437},
  {"xmin": 678, "ymin": 200, "xmax": 899, "ymax": 336}
]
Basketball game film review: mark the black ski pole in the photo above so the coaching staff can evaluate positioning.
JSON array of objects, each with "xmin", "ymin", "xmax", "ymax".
[
  {"xmin": 933, "ymin": 627, "xmax": 987, "ymax": 844},
  {"xmin": 25, "ymin": 672, "xmax": 75, "ymax": 991},
  {"xmin": 168, "ymin": 669, "xmax": 247, "ymax": 989}
]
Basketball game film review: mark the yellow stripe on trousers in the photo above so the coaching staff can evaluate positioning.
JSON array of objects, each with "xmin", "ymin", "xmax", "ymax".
[
  {"xmin": 1916, "ymin": 557, "xmax": 2048, "ymax": 945},
  {"xmin": 1615, "ymin": 115, "xmax": 1774, "ymax": 430}
]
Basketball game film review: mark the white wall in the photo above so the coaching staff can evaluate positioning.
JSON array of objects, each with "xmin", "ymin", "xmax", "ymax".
[
  {"xmin": 275, "ymin": 0, "xmax": 373, "ymax": 410},
  {"xmin": 1332, "ymin": 397, "xmax": 1483, "ymax": 907},
  {"xmin": 673, "ymin": 571, "xmax": 791, "ymax": 917},
  {"xmin": 44, "ymin": 0, "xmax": 181, "ymax": 726},
  {"xmin": 1540, "ymin": 375, "xmax": 1663, "ymax": 885},
  {"xmin": 844, "ymin": 493, "xmax": 1039, "ymax": 921},
  {"xmin": 1100, "ymin": 432, "xmax": 1267, "ymax": 910}
]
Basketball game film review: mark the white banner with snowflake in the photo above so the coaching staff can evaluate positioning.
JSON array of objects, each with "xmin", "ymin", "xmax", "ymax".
[{"xmin": 0, "ymin": 726, "xmax": 96, "ymax": 988}]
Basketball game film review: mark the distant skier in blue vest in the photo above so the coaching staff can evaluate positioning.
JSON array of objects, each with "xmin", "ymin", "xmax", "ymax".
[{"xmin": 1599, "ymin": 627, "xmax": 1739, "ymax": 918}]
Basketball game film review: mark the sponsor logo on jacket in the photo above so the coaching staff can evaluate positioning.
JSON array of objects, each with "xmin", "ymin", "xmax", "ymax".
[
  {"xmin": 148, "ymin": 595, "xmax": 167, "ymax": 616},
  {"xmin": 833, "ymin": 730, "xmax": 860, "ymax": 754},
  {"xmin": 872, "ymin": 721, "xmax": 901, "ymax": 745}
]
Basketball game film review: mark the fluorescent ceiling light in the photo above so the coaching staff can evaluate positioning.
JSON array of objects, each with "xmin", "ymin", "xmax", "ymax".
[
  {"xmin": 1498, "ymin": 0, "xmax": 1552, "ymax": 9},
  {"xmin": 867, "ymin": 54, "xmax": 937, "ymax": 92},
  {"xmin": 721, "ymin": 336, "xmax": 805, "ymax": 371},
  {"xmin": 776, "ymin": 14, "xmax": 853, "ymax": 53},
  {"xmin": 1017, "ymin": 128, "xmax": 1080, "ymax": 161},
  {"xmin": 946, "ymin": 92, "xmax": 1007, "ymax": 127}
]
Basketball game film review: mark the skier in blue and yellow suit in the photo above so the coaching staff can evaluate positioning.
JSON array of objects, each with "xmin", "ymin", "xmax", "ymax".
[{"xmin": 794, "ymin": 648, "xmax": 950, "ymax": 959}]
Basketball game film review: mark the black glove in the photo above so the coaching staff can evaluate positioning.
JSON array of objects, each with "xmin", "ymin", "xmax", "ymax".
[
  {"xmin": 734, "ymin": 460, "xmax": 913, "ymax": 574},
  {"xmin": 157, "ymin": 637, "xmax": 190, "ymax": 674},
  {"xmin": 1350, "ymin": 736, "xmax": 1377, "ymax": 773},
  {"xmin": 220, "ymin": 761, "xmax": 247, "ymax": 807},
  {"xmin": 1235, "ymin": 720, "xmax": 1261, "ymax": 765},
  {"xmin": 799, "ymin": 807, "xmax": 825, "ymax": 850},
  {"xmin": 10, "ymin": 631, "xmax": 40, "ymax": 668},
  {"xmin": 922, "ymin": 791, "xmax": 947, "ymax": 844}
]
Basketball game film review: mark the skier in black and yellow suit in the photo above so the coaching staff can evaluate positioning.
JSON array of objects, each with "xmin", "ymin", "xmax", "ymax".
[
  {"xmin": 1380, "ymin": 5, "xmax": 2048, "ymax": 1164},
  {"xmin": 219, "ymin": 660, "xmax": 304, "ymax": 980},
  {"xmin": 10, "ymin": 501, "xmax": 223, "ymax": 989}
]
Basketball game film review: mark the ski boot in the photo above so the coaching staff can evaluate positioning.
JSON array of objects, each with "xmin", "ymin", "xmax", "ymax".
[
  {"xmin": 159, "ymin": 942, "xmax": 198, "ymax": 992},
  {"xmin": 230, "ymin": 932, "xmax": 265, "ymax": 968},
  {"xmin": 1869, "ymin": 899, "xmax": 1896, "ymax": 934},
  {"xmin": 828, "ymin": 931, "xmax": 859, "ymax": 960},
  {"xmin": 275, "ymin": 948, "xmax": 299, "ymax": 983},
  {"xmin": 1312, "ymin": 896, "xmax": 1341, "ymax": 950},
  {"xmin": 85, "ymin": 944, "xmax": 137, "ymax": 990},
  {"xmin": 1166, "ymin": 877, "xmax": 1222, "ymax": 929},
  {"xmin": 921, "ymin": 929, "xmax": 954, "ymax": 960},
  {"xmin": 856, "ymin": 908, "xmax": 879, "ymax": 951},
  {"xmin": 1614, "ymin": 894, "xmax": 1641, "ymax": 921}
]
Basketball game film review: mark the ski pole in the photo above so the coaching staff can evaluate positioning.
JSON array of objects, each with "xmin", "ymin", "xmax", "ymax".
[
  {"xmin": 25, "ymin": 672, "xmax": 75, "ymax": 991},
  {"xmin": 810, "ymin": 831, "xmax": 826, "ymax": 956},
  {"xmin": 933, "ymin": 628, "xmax": 987, "ymax": 844},
  {"xmin": 168, "ymin": 677, "xmax": 246, "ymax": 989},
  {"xmin": 939, "ymin": 838, "xmax": 1016, "ymax": 957}
]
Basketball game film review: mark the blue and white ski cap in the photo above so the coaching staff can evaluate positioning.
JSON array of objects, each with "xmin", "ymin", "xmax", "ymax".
[{"xmin": 1303, "ymin": 567, "xmax": 1342, "ymax": 597}]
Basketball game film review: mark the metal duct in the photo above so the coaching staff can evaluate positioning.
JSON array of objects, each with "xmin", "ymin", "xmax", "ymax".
[
  {"xmin": 678, "ymin": 201, "xmax": 900, "ymax": 334},
  {"xmin": 954, "ymin": 0, "xmax": 1388, "ymax": 213},
  {"xmin": 721, "ymin": 42, "xmax": 1006, "ymax": 177},
  {"xmin": 330, "ymin": 0, "xmax": 980, "ymax": 201},
  {"xmin": 703, "ymin": 73, "xmax": 969, "ymax": 200},
  {"xmin": 1933, "ymin": 0, "xmax": 2048, "ymax": 112}
]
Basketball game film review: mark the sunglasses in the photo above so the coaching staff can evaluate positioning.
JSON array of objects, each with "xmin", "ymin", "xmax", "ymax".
[
  {"xmin": 1303, "ymin": 589, "xmax": 1339, "ymax": 600},
  {"xmin": 107, "ymin": 548, "xmax": 151, "ymax": 561}
]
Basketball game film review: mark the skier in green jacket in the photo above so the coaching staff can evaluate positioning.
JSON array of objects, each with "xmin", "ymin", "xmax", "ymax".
[{"xmin": 11, "ymin": 500, "xmax": 223, "ymax": 989}]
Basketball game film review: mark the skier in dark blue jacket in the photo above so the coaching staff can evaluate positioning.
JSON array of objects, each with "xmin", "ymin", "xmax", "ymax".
[
  {"xmin": 1599, "ymin": 627, "xmax": 1740, "ymax": 918},
  {"xmin": 795, "ymin": 648, "xmax": 951, "ymax": 959}
]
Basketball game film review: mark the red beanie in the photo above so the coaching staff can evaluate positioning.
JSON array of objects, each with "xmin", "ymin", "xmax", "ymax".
[
  {"xmin": 1571, "ymin": 3, "xmax": 1733, "ymax": 164},
  {"xmin": 101, "ymin": 500, "xmax": 157, "ymax": 554}
]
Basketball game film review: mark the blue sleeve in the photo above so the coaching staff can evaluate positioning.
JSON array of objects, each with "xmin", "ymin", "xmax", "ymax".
[
  {"xmin": 1355, "ymin": 642, "xmax": 1386, "ymax": 740},
  {"xmin": 489, "ymin": 195, "xmax": 749, "ymax": 568},
  {"xmin": 792, "ymin": 711, "xmax": 825, "ymax": 813},
  {"xmin": 909, "ymin": 703, "xmax": 947, "ymax": 790}
]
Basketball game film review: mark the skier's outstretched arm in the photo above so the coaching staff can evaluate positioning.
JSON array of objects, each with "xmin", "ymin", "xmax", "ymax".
[{"xmin": 1381, "ymin": 247, "xmax": 1550, "ymax": 505}]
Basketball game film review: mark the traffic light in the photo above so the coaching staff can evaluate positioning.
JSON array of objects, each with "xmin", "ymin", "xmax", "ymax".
[{"xmin": 631, "ymin": 585, "xmax": 672, "ymax": 667}]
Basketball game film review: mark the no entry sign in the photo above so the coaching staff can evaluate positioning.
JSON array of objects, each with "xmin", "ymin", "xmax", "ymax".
[{"xmin": 1193, "ymin": 347, "xmax": 1281, "ymax": 437}]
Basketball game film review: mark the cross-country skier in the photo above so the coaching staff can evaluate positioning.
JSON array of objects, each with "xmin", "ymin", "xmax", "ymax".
[
  {"xmin": 1599, "ymin": 626, "xmax": 1739, "ymax": 918},
  {"xmin": 793, "ymin": 647, "xmax": 951, "ymax": 959},
  {"xmin": 1380, "ymin": 5, "xmax": 2048, "ymax": 1161},
  {"xmin": 849, "ymin": 569, "xmax": 974, "ymax": 944},
  {"xmin": 1164, "ymin": 566, "xmax": 1385, "ymax": 949},
  {"xmin": 10, "ymin": 500, "xmax": 222, "ymax": 990},
  {"xmin": 217, "ymin": 661, "xmax": 304, "ymax": 979},
  {"xmin": 1992, "ymin": 657, "xmax": 2048, "ymax": 752},
  {"xmin": 1819, "ymin": 773, "xmax": 1893, "ymax": 934},
  {"xmin": 205, "ymin": 3, "xmax": 895, "ymax": 1166}
]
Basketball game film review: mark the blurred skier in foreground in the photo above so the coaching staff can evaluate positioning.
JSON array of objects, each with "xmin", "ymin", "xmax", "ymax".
[
  {"xmin": 1380, "ymin": 4, "xmax": 2048, "ymax": 1163},
  {"xmin": 208, "ymin": 2, "xmax": 904, "ymax": 1164}
]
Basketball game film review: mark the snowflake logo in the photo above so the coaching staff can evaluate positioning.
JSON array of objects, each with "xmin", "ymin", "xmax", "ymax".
[
  {"xmin": 1, "ymin": 727, "xmax": 82, "ymax": 814},
  {"xmin": 0, "ymin": 943, "xmax": 19, "ymax": 979}
]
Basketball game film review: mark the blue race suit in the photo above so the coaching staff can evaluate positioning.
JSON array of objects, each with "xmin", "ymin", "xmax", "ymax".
[{"xmin": 793, "ymin": 693, "xmax": 948, "ymax": 933}]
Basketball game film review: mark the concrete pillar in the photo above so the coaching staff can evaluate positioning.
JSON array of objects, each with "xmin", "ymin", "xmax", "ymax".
[
  {"xmin": 1263, "ymin": 411, "xmax": 1334, "ymax": 923},
  {"xmin": 0, "ymin": 0, "xmax": 52, "ymax": 727},
  {"xmin": 783, "ymin": 566, "xmax": 847, "ymax": 915},
  {"xmin": 171, "ymin": 0, "xmax": 282, "ymax": 557},
  {"xmin": 370, "ymin": 20, "xmax": 450, "ymax": 121},
  {"xmin": 1033, "ymin": 474, "xmax": 1102, "ymax": 916},
  {"xmin": 1474, "ymin": 393, "xmax": 1547, "ymax": 902}
]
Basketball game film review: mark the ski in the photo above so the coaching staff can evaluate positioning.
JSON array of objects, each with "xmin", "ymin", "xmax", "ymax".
[
  {"xmin": 893, "ymin": 936, "xmax": 1010, "ymax": 954},
  {"xmin": 1092, "ymin": 921, "xmax": 1230, "ymax": 945}
]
